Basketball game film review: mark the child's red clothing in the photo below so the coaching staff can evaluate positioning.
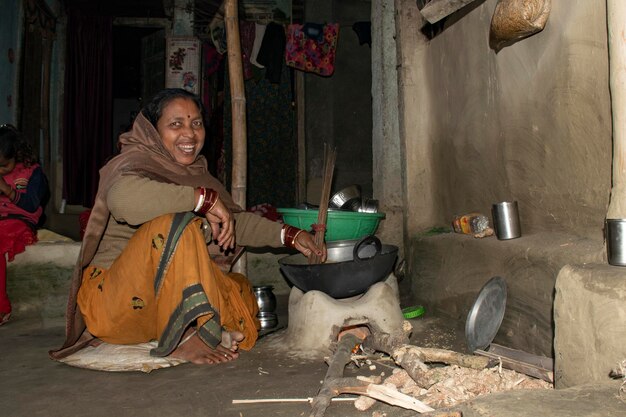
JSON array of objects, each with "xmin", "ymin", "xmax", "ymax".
[
  {"xmin": 0, "ymin": 219, "xmax": 36, "ymax": 314},
  {"xmin": 1, "ymin": 162, "xmax": 45, "ymax": 315}
]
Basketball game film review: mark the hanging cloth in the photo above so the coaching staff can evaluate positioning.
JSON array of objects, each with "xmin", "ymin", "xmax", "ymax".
[
  {"xmin": 239, "ymin": 20, "xmax": 256, "ymax": 80},
  {"xmin": 210, "ymin": 22, "xmax": 227, "ymax": 54},
  {"xmin": 250, "ymin": 23, "xmax": 267, "ymax": 68},
  {"xmin": 284, "ymin": 22, "xmax": 340, "ymax": 77},
  {"xmin": 256, "ymin": 22, "xmax": 286, "ymax": 84},
  {"xmin": 352, "ymin": 21, "xmax": 371, "ymax": 47}
]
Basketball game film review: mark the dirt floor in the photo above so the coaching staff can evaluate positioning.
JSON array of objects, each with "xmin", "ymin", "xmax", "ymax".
[{"xmin": 1, "ymin": 292, "xmax": 624, "ymax": 417}]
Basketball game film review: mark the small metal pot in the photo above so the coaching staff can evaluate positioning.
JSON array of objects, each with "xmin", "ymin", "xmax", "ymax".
[
  {"xmin": 257, "ymin": 311, "xmax": 278, "ymax": 329},
  {"xmin": 358, "ymin": 198, "xmax": 379, "ymax": 213},
  {"xmin": 253, "ymin": 285, "xmax": 277, "ymax": 313},
  {"xmin": 329, "ymin": 185, "xmax": 362, "ymax": 211}
]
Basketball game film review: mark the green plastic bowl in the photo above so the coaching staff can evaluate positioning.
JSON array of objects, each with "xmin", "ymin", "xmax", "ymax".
[{"xmin": 278, "ymin": 208, "xmax": 385, "ymax": 241}]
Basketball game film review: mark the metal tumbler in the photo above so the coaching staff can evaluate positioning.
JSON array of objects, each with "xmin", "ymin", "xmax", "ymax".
[
  {"xmin": 253, "ymin": 285, "xmax": 277, "ymax": 313},
  {"xmin": 492, "ymin": 201, "xmax": 521, "ymax": 240},
  {"xmin": 606, "ymin": 219, "xmax": 626, "ymax": 266}
]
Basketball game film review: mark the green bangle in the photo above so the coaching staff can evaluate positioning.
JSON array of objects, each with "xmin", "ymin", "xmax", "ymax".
[{"xmin": 402, "ymin": 305, "xmax": 425, "ymax": 319}]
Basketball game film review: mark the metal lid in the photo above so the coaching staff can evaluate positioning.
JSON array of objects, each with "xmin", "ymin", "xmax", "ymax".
[{"xmin": 465, "ymin": 276, "xmax": 507, "ymax": 353}]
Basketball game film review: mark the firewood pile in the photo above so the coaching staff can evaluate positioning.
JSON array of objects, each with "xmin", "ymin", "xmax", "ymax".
[
  {"xmin": 353, "ymin": 360, "xmax": 552, "ymax": 411},
  {"xmin": 310, "ymin": 324, "xmax": 553, "ymax": 416}
]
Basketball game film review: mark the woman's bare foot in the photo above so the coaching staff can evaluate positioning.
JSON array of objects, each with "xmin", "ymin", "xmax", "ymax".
[{"xmin": 169, "ymin": 328, "xmax": 244, "ymax": 365}]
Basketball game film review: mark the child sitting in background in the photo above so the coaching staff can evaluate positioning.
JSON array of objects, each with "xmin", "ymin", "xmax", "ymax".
[{"xmin": 0, "ymin": 124, "xmax": 49, "ymax": 325}]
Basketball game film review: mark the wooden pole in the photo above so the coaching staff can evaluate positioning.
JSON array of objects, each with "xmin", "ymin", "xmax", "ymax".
[
  {"xmin": 607, "ymin": 0, "xmax": 626, "ymax": 219},
  {"xmin": 297, "ymin": 71, "xmax": 306, "ymax": 204},
  {"xmin": 224, "ymin": 0, "xmax": 248, "ymax": 274}
]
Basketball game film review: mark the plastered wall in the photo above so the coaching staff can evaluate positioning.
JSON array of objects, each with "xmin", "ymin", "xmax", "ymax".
[{"xmin": 396, "ymin": 0, "xmax": 612, "ymax": 239}]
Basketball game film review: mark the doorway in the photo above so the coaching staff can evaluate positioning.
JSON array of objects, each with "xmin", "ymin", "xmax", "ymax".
[{"xmin": 111, "ymin": 25, "xmax": 165, "ymax": 150}]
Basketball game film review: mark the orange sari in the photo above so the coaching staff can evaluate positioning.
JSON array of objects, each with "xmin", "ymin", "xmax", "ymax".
[{"xmin": 77, "ymin": 213, "xmax": 259, "ymax": 355}]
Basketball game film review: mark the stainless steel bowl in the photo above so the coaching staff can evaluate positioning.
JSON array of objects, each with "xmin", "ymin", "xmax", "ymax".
[
  {"xmin": 329, "ymin": 185, "xmax": 362, "ymax": 211},
  {"xmin": 257, "ymin": 311, "xmax": 278, "ymax": 329},
  {"xmin": 358, "ymin": 198, "xmax": 379, "ymax": 213}
]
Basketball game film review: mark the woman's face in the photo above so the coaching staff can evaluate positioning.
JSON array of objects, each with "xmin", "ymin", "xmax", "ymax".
[{"xmin": 156, "ymin": 98, "xmax": 205, "ymax": 165}]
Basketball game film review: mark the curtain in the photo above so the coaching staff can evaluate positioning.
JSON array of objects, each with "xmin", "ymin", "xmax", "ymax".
[
  {"xmin": 19, "ymin": 0, "xmax": 56, "ymax": 169},
  {"xmin": 224, "ymin": 63, "xmax": 297, "ymax": 208},
  {"xmin": 63, "ymin": 9, "xmax": 113, "ymax": 207}
]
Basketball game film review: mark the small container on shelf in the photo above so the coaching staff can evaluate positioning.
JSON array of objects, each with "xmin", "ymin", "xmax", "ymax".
[{"xmin": 452, "ymin": 213, "xmax": 494, "ymax": 238}]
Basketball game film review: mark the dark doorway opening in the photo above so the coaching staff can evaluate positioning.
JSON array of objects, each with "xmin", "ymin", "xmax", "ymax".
[{"xmin": 111, "ymin": 25, "xmax": 165, "ymax": 150}]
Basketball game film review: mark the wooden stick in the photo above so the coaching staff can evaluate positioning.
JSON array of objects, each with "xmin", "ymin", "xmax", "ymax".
[
  {"xmin": 419, "ymin": 0, "xmax": 481, "ymax": 24},
  {"xmin": 329, "ymin": 380, "xmax": 435, "ymax": 413},
  {"xmin": 308, "ymin": 375, "xmax": 435, "ymax": 414},
  {"xmin": 310, "ymin": 333, "xmax": 361, "ymax": 417},
  {"xmin": 232, "ymin": 397, "xmax": 356, "ymax": 404},
  {"xmin": 363, "ymin": 331, "xmax": 490, "ymax": 388},
  {"xmin": 309, "ymin": 144, "xmax": 336, "ymax": 264},
  {"xmin": 364, "ymin": 331, "xmax": 489, "ymax": 369},
  {"xmin": 398, "ymin": 346, "xmax": 490, "ymax": 369}
]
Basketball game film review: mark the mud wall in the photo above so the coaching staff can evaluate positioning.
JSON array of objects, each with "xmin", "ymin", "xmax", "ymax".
[
  {"xmin": 400, "ymin": 0, "xmax": 612, "ymax": 238},
  {"xmin": 389, "ymin": 0, "xmax": 615, "ymax": 358},
  {"xmin": 305, "ymin": 0, "xmax": 373, "ymax": 199}
]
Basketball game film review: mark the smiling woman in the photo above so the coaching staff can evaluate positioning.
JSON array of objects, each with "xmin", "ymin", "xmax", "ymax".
[
  {"xmin": 50, "ymin": 88, "xmax": 326, "ymax": 367},
  {"xmin": 154, "ymin": 96, "xmax": 206, "ymax": 166}
]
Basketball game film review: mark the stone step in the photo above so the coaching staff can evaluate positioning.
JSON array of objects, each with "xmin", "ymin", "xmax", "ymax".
[{"xmin": 7, "ymin": 242, "xmax": 80, "ymax": 320}]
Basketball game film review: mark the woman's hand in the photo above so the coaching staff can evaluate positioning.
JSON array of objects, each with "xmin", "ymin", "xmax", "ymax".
[
  {"xmin": 205, "ymin": 197, "xmax": 235, "ymax": 250},
  {"xmin": 293, "ymin": 231, "xmax": 327, "ymax": 262}
]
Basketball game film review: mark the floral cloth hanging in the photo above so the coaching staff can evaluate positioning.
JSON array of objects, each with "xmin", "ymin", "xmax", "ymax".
[{"xmin": 284, "ymin": 23, "xmax": 340, "ymax": 77}]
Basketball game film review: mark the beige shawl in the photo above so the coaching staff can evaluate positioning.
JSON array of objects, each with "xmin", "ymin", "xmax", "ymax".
[{"xmin": 50, "ymin": 113, "xmax": 241, "ymax": 359}]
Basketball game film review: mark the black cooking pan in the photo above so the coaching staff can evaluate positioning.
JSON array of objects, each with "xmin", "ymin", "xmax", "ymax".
[{"xmin": 278, "ymin": 235, "xmax": 399, "ymax": 299}]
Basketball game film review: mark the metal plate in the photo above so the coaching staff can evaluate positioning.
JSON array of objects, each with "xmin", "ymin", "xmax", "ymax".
[{"xmin": 465, "ymin": 276, "xmax": 507, "ymax": 353}]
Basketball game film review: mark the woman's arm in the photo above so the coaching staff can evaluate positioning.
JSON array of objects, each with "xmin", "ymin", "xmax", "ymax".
[
  {"xmin": 233, "ymin": 212, "xmax": 283, "ymax": 247},
  {"xmin": 233, "ymin": 212, "xmax": 325, "ymax": 260},
  {"xmin": 107, "ymin": 175, "xmax": 195, "ymax": 225}
]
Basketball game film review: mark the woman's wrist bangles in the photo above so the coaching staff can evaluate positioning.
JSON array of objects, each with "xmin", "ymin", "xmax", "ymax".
[
  {"xmin": 194, "ymin": 187, "xmax": 219, "ymax": 216},
  {"xmin": 283, "ymin": 224, "xmax": 304, "ymax": 249}
]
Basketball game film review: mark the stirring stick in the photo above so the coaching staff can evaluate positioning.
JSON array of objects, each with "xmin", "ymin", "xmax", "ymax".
[{"xmin": 309, "ymin": 144, "xmax": 336, "ymax": 264}]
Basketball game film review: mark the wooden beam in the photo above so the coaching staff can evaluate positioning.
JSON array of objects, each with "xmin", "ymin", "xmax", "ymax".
[
  {"xmin": 224, "ymin": 0, "xmax": 248, "ymax": 274},
  {"xmin": 419, "ymin": 0, "xmax": 480, "ymax": 24}
]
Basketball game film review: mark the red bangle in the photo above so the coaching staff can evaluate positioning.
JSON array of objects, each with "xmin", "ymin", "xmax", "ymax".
[
  {"xmin": 195, "ymin": 187, "xmax": 219, "ymax": 216},
  {"xmin": 283, "ymin": 225, "xmax": 304, "ymax": 249}
]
